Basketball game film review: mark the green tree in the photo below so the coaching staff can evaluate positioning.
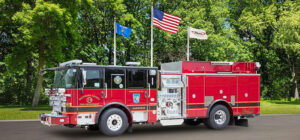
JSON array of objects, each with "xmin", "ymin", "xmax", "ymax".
[
  {"xmin": 272, "ymin": 0, "xmax": 300, "ymax": 99},
  {"xmin": 228, "ymin": 0, "xmax": 294, "ymax": 99},
  {"xmin": 7, "ymin": 0, "xmax": 80, "ymax": 106},
  {"xmin": 151, "ymin": 0, "xmax": 253, "ymax": 65}
]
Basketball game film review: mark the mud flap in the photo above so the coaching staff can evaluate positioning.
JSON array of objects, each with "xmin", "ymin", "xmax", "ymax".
[{"xmin": 235, "ymin": 118, "xmax": 248, "ymax": 127}]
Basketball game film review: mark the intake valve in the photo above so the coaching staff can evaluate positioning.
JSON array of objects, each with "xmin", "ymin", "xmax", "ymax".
[
  {"xmin": 166, "ymin": 101, "xmax": 173, "ymax": 107},
  {"xmin": 161, "ymin": 109, "xmax": 166, "ymax": 115}
]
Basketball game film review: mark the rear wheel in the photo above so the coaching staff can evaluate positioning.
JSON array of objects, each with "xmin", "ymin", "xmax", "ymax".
[
  {"xmin": 205, "ymin": 105, "xmax": 230, "ymax": 129},
  {"xmin": 184, "ymin": 119, "xmax": 202, "ymax": 126},
  {"xmin": 99, "ymin": 108, "xmax": 128, "ymax": 136}
]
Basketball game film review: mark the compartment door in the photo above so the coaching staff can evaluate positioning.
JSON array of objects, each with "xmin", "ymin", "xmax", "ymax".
[
  {"xmin": 187, "ymin": 75, "xmax": 205, "ymax": 117},
  {"xmin": 237, "ymin": 76, "xmax": 260, "ymax": 115}
]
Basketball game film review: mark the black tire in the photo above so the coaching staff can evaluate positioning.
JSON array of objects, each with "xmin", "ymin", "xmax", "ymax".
[
  {"xmin": 184, "ymin": 119, "xmax": 202, "ymax": 126},
  {"xmin": 99, "ymin": 108, "xmax": 128, "ymax": 136},
  {"xmin": 205, "ymin": 105, "xmax": 230, "ymax": 130},
  {"xmin": 88, "ymin": 125, "xmax": 99, "ymax": 131}
]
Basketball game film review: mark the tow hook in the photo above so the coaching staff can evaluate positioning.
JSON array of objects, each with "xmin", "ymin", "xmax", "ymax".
[{"xmin": 84, "ymin": 126, "xmax": 89, "ymax": 131}]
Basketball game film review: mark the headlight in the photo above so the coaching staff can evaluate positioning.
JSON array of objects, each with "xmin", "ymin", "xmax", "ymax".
[
  {"xmin": 45, "ymin": 88, "xmax": 51, "ymax": 95},
  {"xmin": 58, "ymin": 88, "xmax": 66, "ymax": 94}
]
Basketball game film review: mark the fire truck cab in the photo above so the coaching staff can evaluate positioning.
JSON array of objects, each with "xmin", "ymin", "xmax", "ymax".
[{"xmin": 40, "ymin": 60, "xmax": 260, "ymax": 136}]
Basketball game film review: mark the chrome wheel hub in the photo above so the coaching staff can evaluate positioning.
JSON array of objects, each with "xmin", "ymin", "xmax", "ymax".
[
  {"xmin": 214, "ymin": 110, "xmax": 226, "ymax": 125},
  {"xmin": 107, "ymin": 114, "xmax": 122, "ymax": 131}
]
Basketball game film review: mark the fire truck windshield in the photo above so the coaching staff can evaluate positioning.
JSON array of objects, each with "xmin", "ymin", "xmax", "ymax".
[{"xmin": 53, "ymin": 68, "xmax": 76, "ymax": 88}]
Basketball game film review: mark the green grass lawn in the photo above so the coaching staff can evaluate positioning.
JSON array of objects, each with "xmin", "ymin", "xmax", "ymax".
[
  {"xmin": 0, "ymin": 105, "xmax": 51, "ymax": 120},
  {"xmin": 260, "ymin": 100, "xmax": 300, "ymax": 114},
  {"xmin": 0, "ymin": 100, "xmax": 300, "ymax": 120}
]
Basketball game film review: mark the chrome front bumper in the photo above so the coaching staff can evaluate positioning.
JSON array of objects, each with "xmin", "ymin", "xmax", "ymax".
[{"xmin": 39, "ymin": 113, "xmax": 69, "ymax": 126}]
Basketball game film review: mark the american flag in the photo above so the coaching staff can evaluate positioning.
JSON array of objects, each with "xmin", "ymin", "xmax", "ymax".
[{"xmin": 153, "ymin": 7, "xmax": 182, "ymax": 34}]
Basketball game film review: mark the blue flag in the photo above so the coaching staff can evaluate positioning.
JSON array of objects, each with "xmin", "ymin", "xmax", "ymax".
[{"xmin": 116, "ymin": 23, "xmax": 132, "ymax": 38}]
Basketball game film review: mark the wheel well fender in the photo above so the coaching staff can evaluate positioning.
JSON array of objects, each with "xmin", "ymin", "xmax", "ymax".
[
  {"xmin": 206, "ymin": 99, "xmax": 233, "ymax": 117},
  {"xmin": 96, "ymin": 102, "xmax": 133, "ymax": 124}
]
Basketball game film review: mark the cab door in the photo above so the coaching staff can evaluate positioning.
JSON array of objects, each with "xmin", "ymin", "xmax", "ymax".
[
  {"xmin": 126, "ymin": 69, "xmax": 148, "ymax": 122},
  {"xmin": 147, "ymin": 69, "xmax": 158, "ymax": 123},
  {"xmin": 77, "ymin": 68, "xmax": 104, "ymax": 112},
  {"xmin": 104, "ymin": 68, "xmax": 126, "ymax": 104}
]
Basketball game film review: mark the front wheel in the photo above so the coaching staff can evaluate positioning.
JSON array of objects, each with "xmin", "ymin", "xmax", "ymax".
[
  {"xmin": 205, "ymin": 105, "xmax": 230, "ymax": 129},
  {"xmin": 99, "ymin": 108, "xmax": 128, "ymax": 136}
]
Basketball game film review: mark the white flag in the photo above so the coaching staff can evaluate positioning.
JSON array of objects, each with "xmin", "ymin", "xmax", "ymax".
[{"xmin": 189, "ymin": 27, "xmax": 208, "ymax": 40}]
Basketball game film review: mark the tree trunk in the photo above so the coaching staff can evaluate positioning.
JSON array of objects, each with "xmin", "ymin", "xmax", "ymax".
[
  {"xmin": 32, "ymin": 39, "xmax": 45, "ymax": 107},
  {"xmin": 291, "ymin": 66, "xmax": 299, "ymax": 99},
  {"xmin": 294, "ymin": 80, "xmax": 299, "ymax": 99}
]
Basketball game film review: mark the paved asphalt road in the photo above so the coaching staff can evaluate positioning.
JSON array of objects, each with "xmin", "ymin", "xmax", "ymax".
[{"xmin": 1, "ymin": 115, "xmax": 299, "ymax": 140}]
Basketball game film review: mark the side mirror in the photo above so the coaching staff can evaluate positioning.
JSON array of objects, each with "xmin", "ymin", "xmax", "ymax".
[{"xmin": 82, "ymin": 69, "xmax": 87, "ymax": 87}]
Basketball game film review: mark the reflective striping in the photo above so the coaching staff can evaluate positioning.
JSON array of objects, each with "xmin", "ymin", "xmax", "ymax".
[
  {"xmin": 129, "ymin": 106, "xmax": 157, "ymax": 111},
  {"xmin": 66, "ymin": 105, "xmax": 103, "ymax": 108},
  {"xmin": 187, "ymin": 103, "xmax": 204, "ymax": 105},
  {"xmin": 237, "ymin": 101, "xmax": 260, "ymax": 103},
  {"xmin": 129, "ymin": 106, "xmax": 147, "ymax": 110},
  {"xmin": 235, "ymin": 102, "xmax": 260, "ymax": 107},
  {"xmin": 187, "ymin": 104, "xmax": 205, "ymax": 109},
  {"xmin": 127, "ymin": 104, "xmax": 148, "ymax": 106},
  {"xmin": 65, "ymin": 107, "xmax": 101, "ymax": 112},
  {"xmin": 131, "ymin": 110, "xmax": 148, "ymax": 112},
  {"xmin": 78, "ymin": 107, "xmax": 101, "ymax": 112},
  {"xmin": 65, "ymin": 105, "xmax": 157, "ymax": 113},
  {"xmin": 63, "ymin": 102, "xmax": 259, "ymax": 113},
  {"xmin": 183, "ymin": 73, "xmax": 260, "ymax": 76},
  {"xmin": 148, "ymin": 106, "xmax": 157, "ymax": 110},
  {"xmin": 187, "ymin": 102, "xmax": 260, "ymax": 109},
  {"xmin": 65, "ymin": 107, "xmax": 76, "ymax": 112},
  {"xmin": 187, "ymin": 108, "xmax": 206, "ymax": 110},
  {"xmin": 234, "ymin": 106, "xmax": 260, "ymax": 108}
]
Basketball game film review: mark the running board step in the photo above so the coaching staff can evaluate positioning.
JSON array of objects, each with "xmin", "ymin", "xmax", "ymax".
[{"xmin": 160, "ymin": 119, "xmax": 184, "ymax": 126}]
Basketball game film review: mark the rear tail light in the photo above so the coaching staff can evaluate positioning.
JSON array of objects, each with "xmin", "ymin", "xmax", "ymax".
[{"xmin": 255, "ymin": 62, "xmax": 261, "ymax": 69}]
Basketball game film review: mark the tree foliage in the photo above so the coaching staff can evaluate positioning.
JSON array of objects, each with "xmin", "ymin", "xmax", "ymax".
[{"xmin": 0, "ymin": 0, "xmax": 299, "ymax": 105}]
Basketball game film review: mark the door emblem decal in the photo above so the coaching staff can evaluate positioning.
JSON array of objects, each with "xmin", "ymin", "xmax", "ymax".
[
  {"xmin": 133, "ymin": 94, "xmax": 140, "ymax": 103},
  {"xmin": 86, "ymin": 97, "xmax": 93, "ymax": 103},
  {"xmin": 114, "ymin": 76, "xmax": 122, "ymax": 85}
]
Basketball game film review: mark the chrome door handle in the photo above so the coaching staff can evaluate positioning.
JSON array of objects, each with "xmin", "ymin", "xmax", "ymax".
[
  {"xmin": 104, "ymin": 83, "xmax": 107, "ymax": 98},
  {"xmin": 147, "ymin": 83, "xmax": 151, "ymax": 98},
  {"xmin": 101, "ymin": 91, "xmax": 104, "ymax": 98}
]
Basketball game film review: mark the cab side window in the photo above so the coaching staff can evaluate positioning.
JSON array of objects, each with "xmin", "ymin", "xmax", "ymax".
[
  {"xmin": 85, "ymin": 69, "xmax": 102, "ymax": 88},
  {"xmin": 126, "ymin": 69, "xmax": 146, "ymax": 88}
]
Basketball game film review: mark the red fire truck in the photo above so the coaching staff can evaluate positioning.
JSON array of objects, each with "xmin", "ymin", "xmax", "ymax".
[{"xmin": 40, "ymin": 60, "xmax": 260, "ymax": 136}]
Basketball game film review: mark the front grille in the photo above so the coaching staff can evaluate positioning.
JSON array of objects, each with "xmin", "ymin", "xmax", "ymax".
[{"xmin": 40, "ymin": 116, "xmax": 46, "ymax": 121}]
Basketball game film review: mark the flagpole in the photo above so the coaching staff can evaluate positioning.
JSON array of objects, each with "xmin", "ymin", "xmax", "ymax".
[
  {"xmin": 150, "ymin": 2, "xmax": 154, "ymax": 67},
  {"xmin": 114, "ymin": 18, "xmax": 116, "ymax": 66},
  {"xmin": 187, "ymin": 22, "xmax": 190, "ymax": 61}
]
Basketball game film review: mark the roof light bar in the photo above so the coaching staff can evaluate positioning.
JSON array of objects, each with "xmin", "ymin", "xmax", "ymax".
[
  {"xmin": 59, "ymin": 60, "xmax": 82, "ymax": 67},
  {"xmin": 125, "ymin": 62, "xmax": 141, "ymax": 66},
  {"xmin": 211, "ymin": 61, "xmax": 234, "ymax": 65}
]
